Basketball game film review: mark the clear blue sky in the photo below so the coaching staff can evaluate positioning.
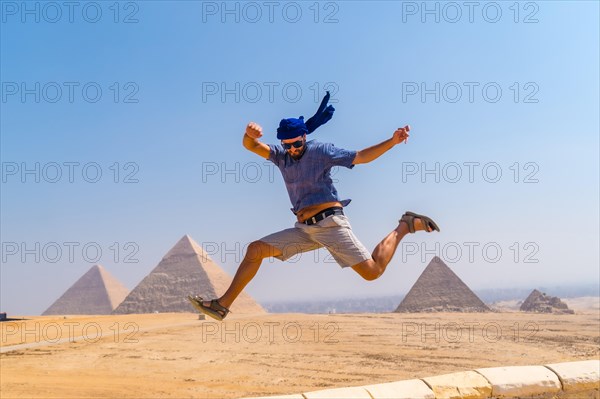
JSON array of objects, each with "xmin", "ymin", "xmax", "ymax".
[{"xmin": 1, "ymin": 1, "xmax": 598, "ymax": 315}]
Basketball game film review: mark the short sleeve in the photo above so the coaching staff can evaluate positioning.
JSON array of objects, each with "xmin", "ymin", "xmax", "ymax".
[
  {"xmin": 325, "ymin": 143, "xmax": 357, "ymax": 169},
  {"xmin": 268, "ymin": 144, "xmax": 285, "ymax": 166}
]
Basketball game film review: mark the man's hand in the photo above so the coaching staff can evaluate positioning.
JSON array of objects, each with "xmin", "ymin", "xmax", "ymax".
[
  {"xmin": 243, "ymin": 122, "xmax": 270, "ymax": 159},
  {"xmin": 392, "ymin": 125, "xmax": 410, "ymax": 145},
  {"xmin": 246, "ymin": 122, "xmax": 263, "ymax": 139}
]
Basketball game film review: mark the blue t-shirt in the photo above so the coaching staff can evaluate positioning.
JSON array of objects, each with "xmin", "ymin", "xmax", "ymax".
[{"xmin": 268, "ymin": 140, "xmax": 357, "ymax": 214}]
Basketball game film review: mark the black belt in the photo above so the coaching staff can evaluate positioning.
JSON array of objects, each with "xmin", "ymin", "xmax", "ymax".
[{"xmin": 303, "ymin": 207, "xmax": 344, "ymax": 225}]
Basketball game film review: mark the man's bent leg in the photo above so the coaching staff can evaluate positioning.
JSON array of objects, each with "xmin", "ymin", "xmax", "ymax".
[
  {"xmin": 352, "ymin": 218, "xmax": 428, "ymax": 280},
  {"xmin": 211, "ymin": 240, "xmax": 282, "ymax": 309}
]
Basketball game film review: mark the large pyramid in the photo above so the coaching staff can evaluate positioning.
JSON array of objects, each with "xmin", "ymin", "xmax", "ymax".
[
  {"xmin": 395, "ymin": 256, "xmax": 490, "ymax": 313},
  {"xmin": 43, "ymin": 264, "xmax": 129, "ymax": 315},
  {"xmin": 113, "ymin": 235, "xmax": 266, "ymax": 315}
]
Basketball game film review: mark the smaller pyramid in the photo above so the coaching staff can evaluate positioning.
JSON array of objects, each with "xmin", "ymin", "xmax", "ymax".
[
  {"xmin": 43, "ymin": 265, "xmax": 129, "ymax": 315},
  {"xmin": 520, "ymin": 289, "xmax": 574, "ymax": 314},
  {"xmin": 395, "ymin": 257, "xmax": 489, "ymax": 313}
]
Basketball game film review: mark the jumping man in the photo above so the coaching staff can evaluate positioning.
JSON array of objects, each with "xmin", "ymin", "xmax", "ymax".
[{"xmin": 188, "ymin": 92, "xmax": 440, "ymax": 320}]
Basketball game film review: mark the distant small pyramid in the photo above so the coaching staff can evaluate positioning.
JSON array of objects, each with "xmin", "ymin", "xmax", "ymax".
[
  {"xmin": 43, "ymin": 265, "xmax": 129, "ymax": 315},
  {"xmin": 520, "ymin": 289, "xmax": 574, "ymax": 314},
  {"xmin": 395, "ymin": 257, "xmax": 489, "ymax": 313},
  {"xmin": 113, "ymin": 235, "xmax": 266, "ymax": 315}
]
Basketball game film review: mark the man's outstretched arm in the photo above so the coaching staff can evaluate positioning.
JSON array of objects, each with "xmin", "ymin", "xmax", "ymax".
[
  {"xmin": 352, "ymin": 125, "xmax": 410, "ymax": 165},
  {"xmin": 243, "ymin": 122, "xmax": 270, "ymax": 159}
]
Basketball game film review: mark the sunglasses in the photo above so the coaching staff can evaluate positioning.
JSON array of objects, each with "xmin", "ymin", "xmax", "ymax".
[{"xmin": 281, "ymin": 139, "xmax": 304, "ymax": 150}]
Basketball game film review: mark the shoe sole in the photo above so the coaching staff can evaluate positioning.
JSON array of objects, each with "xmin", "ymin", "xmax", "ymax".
[
  {"xmin": 186, "ymin": 295, "xmax": 224, "ymax": 321},
  {"xmin": 405, "ymin": 211, "xmax": 440, "ymax": 232}
]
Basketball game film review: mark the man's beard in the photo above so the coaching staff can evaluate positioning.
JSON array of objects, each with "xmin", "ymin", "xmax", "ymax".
[{"xmin": 289, "ymin": 146, "xmax": 306, "ymax": 160}]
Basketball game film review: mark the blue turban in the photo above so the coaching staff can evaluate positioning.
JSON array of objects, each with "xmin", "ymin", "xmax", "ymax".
[{"xmin": 277, "ymin": 91, "xmax": 335, "ymax": 140}]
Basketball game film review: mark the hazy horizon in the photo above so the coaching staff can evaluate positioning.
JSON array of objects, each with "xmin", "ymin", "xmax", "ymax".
[{"xmin": 6, "ymin": 238, "xmax": 600, "ymax": 315}]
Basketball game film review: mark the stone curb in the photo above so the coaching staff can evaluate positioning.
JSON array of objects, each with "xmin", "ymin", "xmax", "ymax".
[{"xmin": 241, "ymin": 360, "xmax": 599, "ymax": 399}]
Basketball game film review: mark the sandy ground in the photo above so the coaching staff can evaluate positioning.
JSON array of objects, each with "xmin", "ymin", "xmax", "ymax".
[{"xmin": 1, "ymin": 310, "xmax": 599, "ymax": 399}]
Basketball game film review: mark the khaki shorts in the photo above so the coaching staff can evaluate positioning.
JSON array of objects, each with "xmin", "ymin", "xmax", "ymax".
[{"xmin": 259, "ymin": 214, "xmax": 372, "ymax": 268}]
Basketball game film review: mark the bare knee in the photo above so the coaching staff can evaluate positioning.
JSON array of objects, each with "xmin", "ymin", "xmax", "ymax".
[
  {"xmin": 362, "ymin": 270, "xmax": 382, "ymax": 281},
  {"xmin": 351, "ymin": 260, "xmax": 383, "ymax": 281},
  {"xmin": 246, "ymin": 240, "xmax": 280, "ymax": 261},
  {"xmin": 357, "ymin": 272, "xmax": 379, "ymax": 281}
]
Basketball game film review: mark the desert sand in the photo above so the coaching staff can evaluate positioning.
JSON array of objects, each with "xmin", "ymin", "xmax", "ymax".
[{"xmin": 1, "ymin": 311, "xmax": 599, "ymax": 399}]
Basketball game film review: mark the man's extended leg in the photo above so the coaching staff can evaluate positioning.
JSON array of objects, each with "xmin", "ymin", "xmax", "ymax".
[
  {"xmin": 351, "ymin": 217, "xmax": 430, "ymax": 281},
  {"xmin": 195, "ymin": 224, "xmax": 322, "ymax": 315},
  {"xmin": 200, "ymin": 240, "xmax": 282, "ymax": 310}
]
